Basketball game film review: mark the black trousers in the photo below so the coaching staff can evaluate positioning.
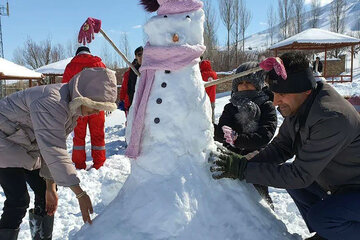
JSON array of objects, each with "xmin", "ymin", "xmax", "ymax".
[{"xmin": 0, "ymin": 168, "xmax": 46, "ymax": 229}]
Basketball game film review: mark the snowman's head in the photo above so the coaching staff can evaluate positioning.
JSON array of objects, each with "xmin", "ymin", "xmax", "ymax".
[
  {"xmin": 141, "ymin": 0, "xmax": 204, "ymax": 47},
  {"xmin": 144, "ymin": 9, "xmax": 204, "ymax": 47}
]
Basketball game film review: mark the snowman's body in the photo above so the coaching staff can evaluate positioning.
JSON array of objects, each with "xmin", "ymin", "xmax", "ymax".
[{"xmin": 74, "ymin": 7, "xmax": 298, "ymax": 240}]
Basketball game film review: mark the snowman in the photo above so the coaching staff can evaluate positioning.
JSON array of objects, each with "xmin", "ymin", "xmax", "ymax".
[{"xmin": 74, "ymin": 1, "xmax": 298, "ymax": 239}]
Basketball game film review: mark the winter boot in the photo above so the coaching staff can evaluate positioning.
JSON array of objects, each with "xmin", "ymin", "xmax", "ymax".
[
  {"xmin": 0, "ymin": 228, "xmax": 19, "ymax": 240},
  {"xmin": 29, "ymin": 209, "xmax": 54, "ymax": 240},
  {"xmin": 304, "ymin": 233, "xmax": 327, "ymax": 240}
]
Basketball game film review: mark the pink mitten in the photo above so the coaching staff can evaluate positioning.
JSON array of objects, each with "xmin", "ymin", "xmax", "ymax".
[
  {"xmin": 222, "ymin": 125, "xmax": 238, "ymax": 146},
  {"xmin": 259, "ymin": 57, "xmax": 287, "ymax": 80},
  {"xmin": 78, "ymin": 17, "xmax": 102, "ymax": 45}
]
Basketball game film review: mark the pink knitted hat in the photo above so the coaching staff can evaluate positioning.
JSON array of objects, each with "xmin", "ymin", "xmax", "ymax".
[
  {"xmin": 158, "ymin": 0, "xmax": 202, "ymax": 14},
  {"xmin": 140, "ymin": 0, "xmax": 203, "ymax": 15}
]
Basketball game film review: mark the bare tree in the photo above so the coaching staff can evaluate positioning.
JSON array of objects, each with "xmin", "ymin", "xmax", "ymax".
[
  {"xmin": 292, "ymin": 0, "xmax": 304, "ymax": 34},
  {"xmin": 218, "ymin": 0, "xmax": 234, "ymax": 69},
  {"xmin": 278, "ymin": 0, "xmax": 293, "ymax": 39},
  {"xmin": 267, "ymin": 4, "xmax": 277, "ymax": 45},
  {"xmin": 203, "ymin": 0, "xmax": 219, "ymax": 60},
  {"xmin": 309, "ymin": 0, "xmax": 321, "ymax": 28},
  {"xmin": 330, "ymin": 0, "xmax": 346, "ymax": 34},
  {"xmin": 13, "ymin": 37, "xmax": 65, "ymax": 69},
  {"xmin": 231, "ymin": 0, "xmax": 240, "ymax": 63},
  {"xmin": 239, "ymin": 0, "xmax": 252, "ymax": 53},
  {"xmin": 330, "ymin": 0, "xmax": 346, "ymax": 57},
  {"xmin": 119, "ymin": 32, "xmax": 131, "ymax": 67},
  {"xmin": 66, "ymin": 35, "xmax": 81, "ymax": 58}
]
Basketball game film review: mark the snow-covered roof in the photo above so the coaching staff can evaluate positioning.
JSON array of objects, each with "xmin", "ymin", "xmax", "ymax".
[
  {"xmin": 0, "ymin": 58, "xmax": 43, "ymax": 80},
  {"xmin": 36, "ymin": 57, "xmax": 72, "ymax": 75},
  {"xmin": 270, "ymin": 28, "xmax": 360, "ymax": 50}
]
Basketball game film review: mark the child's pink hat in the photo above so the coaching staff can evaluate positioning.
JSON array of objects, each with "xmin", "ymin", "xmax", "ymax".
[{"xmin": 157, "ymin": 0, "xmax": 203, "ymax": 15}]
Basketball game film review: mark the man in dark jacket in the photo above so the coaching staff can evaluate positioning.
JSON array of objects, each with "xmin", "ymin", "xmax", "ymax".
[
  {"xmin": 211, "ymin": 52, "xmax": 360, "ymax": 240},
  {"xmin": 127, "ymin": 46, "xmax": 143, "ymax": 107},
  {"xmin": 312, "ymin": 57, "xmax": 323, "ymax": 73}
]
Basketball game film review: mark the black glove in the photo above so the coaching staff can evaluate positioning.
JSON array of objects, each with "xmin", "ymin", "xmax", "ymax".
[
  {"xmin": 118, "ymin": 101, "xmax": 125, "ymax": 111},
  {"xmin": 210, "ymin": 151, "xmax": 247, "ymax": 180}
]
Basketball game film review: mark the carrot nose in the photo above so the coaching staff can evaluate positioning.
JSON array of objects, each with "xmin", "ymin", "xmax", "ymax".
[{"xmin": 172, "ymin": 34, "xmax": 179, "ymax": 42}]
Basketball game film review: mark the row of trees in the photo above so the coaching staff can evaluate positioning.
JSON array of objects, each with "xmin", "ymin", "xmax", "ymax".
[
  {"xmin": 13, "ymin": 32, "xmax": 133, "ymax": 70},
  {"xmin": 13, "ymin": 0, "xmax": 354, "ymax": 72},
  {"xmin": 203, "ymin": 0, "xmax": 350, "ymax": 70}
]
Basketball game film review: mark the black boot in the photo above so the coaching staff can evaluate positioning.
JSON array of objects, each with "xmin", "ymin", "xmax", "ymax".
[
  {"xmin": 304, "ymin": 233, "xmax": 327, "ymax": 240},
  {"xmin": 0, "ymin": 228, "xmax": 19, "ymax": 240},
  {"xmin": 29, "ymin": 209, "xmax": 54, "ymax": 240}
]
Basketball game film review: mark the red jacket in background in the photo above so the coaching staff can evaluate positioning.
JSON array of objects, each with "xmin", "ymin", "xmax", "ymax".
[
  {"xmin": 200, "ymin": 60, "xmax": 217, "ymax": 103},
  {"xmin": 119, "ymin": 69, "xmax": 131, "ymax": 110},
  {"xmin": 62, "ymin": 54, "xmax": 106, "ymax": 83},
  {"xmin": 62, "ymin": 53, "xmax": 107, "ymax": 170}
]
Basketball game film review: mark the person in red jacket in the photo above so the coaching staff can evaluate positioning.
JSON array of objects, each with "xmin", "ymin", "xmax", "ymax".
[
  {"xmin": 200, "ymin": 60, "xmax": 217, "ymax": 123},
  {"xmin": 118, "ymin": 59, "xmax": 138, "ymax": 117},
  {"xmin": 62, "ymin": 46, "xmax": 107, "ymax": 170},
  {"xmin": 118, "ymin": 46, "xmax": 143, "ymax": 117}
]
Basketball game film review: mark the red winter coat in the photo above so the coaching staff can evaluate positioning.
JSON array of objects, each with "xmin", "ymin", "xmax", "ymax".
[
  {"xmin": 200, "ymin": 60, "xmax": 217, "ymax": 103},
  {"xmin": 62, "ymin": 53, "xmax": 107, "ymax": 170},
  {"xmin": 62, "ymin": 54, "xmax": 106, "ymax": 83},
  {"xmin": 119, "ymin": 69, "xmax": 131, "ymax": 110}
]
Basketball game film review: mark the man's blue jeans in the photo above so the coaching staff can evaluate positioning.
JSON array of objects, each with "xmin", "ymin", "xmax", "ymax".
[{"xmin": 287, "ymin": 182, "xmax": 360, "ymax": 240}]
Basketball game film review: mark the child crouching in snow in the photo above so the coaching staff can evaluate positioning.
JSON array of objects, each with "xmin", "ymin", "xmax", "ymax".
[
  {"xmin": 214, "ymin": 62, "xmax": 277, "ymax": 209},
  {"xmin": 0, "ymin": 67, "xmax": 117, "ymax": 239}
]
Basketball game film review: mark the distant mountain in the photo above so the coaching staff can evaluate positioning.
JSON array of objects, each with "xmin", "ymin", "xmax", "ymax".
[{"xmin": 244, "ymin": 0, "xmax": 360, "ymax": 51}]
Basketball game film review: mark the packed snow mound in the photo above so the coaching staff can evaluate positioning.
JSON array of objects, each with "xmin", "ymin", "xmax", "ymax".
[{"xmin": 73, "ymin": 162, "xmax": 298, "ymax": 240}]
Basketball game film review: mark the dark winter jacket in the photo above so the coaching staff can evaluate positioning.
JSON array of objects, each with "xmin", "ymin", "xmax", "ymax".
[
  {"xmin": 245, "ymin": 82, "xmax": 360, "ymax": 193},
  {"xmin": 215, "ymin": 91, "xmax": 277, "ymax": 155},
  {"xmin": 127, "ymin": 63, "xmax": 141, "ymax": 106},
  {"xmin": 312, "ymin": 60, "xmax": 323, "ymax": 73},
  {"xmin": 200, "ymin": 60, "xmax": 217, "ymax": 103}
]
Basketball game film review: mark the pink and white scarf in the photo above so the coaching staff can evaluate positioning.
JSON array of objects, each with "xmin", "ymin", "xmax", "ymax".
[{"xmin": 125, "ymin": 43, "xmax": 206, "ymax": 158}]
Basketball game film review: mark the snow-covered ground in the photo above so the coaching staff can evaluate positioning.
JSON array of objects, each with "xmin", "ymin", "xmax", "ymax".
[{"xmin": 1, "ymin": 65, "xmax": 360, "ymax": 239}]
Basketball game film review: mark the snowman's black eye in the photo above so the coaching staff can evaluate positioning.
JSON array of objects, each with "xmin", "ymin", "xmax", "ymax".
[
  {"xmin": 186, "ymin": 15, "xmax": 190, "ymax": 19},
  {"xmin": 164, "ymin": 15, "xmax": 167, "ymax": 18}
]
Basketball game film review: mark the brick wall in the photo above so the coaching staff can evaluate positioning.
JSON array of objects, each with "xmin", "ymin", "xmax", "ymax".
[{"xmin": 324, "ymin": 55, "xmax": 346, "ymax": 77}]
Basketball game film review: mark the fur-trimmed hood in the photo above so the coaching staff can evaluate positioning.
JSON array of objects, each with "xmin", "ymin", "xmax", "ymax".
[{"xmin": 68, "ymin": 67, "xmax": 118, "ymax": 115}]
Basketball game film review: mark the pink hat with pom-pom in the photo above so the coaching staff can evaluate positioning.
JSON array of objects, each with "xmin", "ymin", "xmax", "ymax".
[{"xmin": 141, "ymin": 0, "xmax": 203, "ymax": 15}]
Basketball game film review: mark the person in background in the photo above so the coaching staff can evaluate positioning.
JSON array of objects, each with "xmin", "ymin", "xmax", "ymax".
[
  {"xmin": 62, "ymin": 46, "xmax": 107, "ymax": 170},
  {"xmin": 312, "ymin": 57, "xmax": 323, "ymax": 73},
  {"xmin": 118, "ymin": 59, "xmax": 138, "ymax": 117},
  {"xmin": 211, "ymin": 52, "xmax": 360, "ymax": 240},
  {"xmin": 126, "ymin": 46, "xmax": 143, "ymax": 108},
  {"xmin": 0, "ymin": 68, "xmax": 117, "ymax": 240},
  {"xmin": 200, "ymin": 59, "xmax": 217, "ymax": 123},
  {"xmin": 214, "ymin": 62, "xmax": 277, "ymax": 210}
]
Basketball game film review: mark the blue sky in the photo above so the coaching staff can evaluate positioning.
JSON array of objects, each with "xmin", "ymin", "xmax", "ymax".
[{"xmin": 1, "ymin": 0, "xmax": 328, "ymax": 64}]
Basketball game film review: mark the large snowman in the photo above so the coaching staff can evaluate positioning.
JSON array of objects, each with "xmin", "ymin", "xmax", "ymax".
[{"xmin": 74, "ymin": 0, "xmax": 298, "ymax": 239}]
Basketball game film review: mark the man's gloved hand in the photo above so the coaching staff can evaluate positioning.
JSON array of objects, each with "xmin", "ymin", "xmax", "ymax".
[
  {"xmin": 118, "ymin": 101, "xmax": 125, "ymax": 111},
  {"xmin": 210, "ymin": 151, "xmax": 247, "ymax": 180},
  {"xmin": 222, "ymin": 125, "xmax": 238, "ymax": 146}
]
